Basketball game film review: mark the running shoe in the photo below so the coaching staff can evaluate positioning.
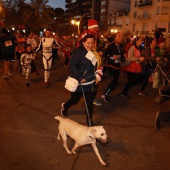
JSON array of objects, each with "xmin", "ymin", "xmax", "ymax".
[
  {"xmin": 93, "ymin": 98, "xmax": 103, "ymax": 106},
  {"xmin": 139, "ymin": 91, "xmax": 147, "ymax": 96},
  {"xmin": 121, "ymin": 91, "xmax": 128, "ymax": 98},
  {"xmin": 101, "ymin": 94, "xmax": 110, "ymax": 103}
]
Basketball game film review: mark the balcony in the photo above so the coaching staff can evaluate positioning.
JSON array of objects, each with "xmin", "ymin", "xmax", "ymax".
[
  {"xmin": 137, "ymin": 14, "xmax": 151, "ymax": 19},
  {"xmin": 138, "ymin": 0, "xmax": 152, "ymax": 8}
]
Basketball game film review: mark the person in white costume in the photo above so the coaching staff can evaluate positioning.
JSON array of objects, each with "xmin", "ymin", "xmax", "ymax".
[
  {"xmin": 20, "ymin": 44, "xmax": 35, "ymax": 86},
  {"xmin": 34, "ymin": 28, "xmax": 60, "ymax": 87}
]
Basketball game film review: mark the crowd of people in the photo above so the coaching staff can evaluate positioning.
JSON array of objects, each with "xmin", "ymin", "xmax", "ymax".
[{"xmin": 0, "ymin": 22, "xmax": 170, "ymax": 126}]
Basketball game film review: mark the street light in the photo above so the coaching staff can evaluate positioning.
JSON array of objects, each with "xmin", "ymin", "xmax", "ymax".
[
  {"xmin": 110, "ymin": 29, "xmax": 118, "ymax": 34},
  {"xmin": 71, "ymin": 20, "xmax": 80, "ymax": 35},
  {"xmin": 71, "ymin": 11, "xmax": 100, "ymax": 35}
]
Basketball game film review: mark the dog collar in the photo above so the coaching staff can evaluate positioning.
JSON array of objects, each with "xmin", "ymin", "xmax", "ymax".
[{"xmin": 89, "ymin": 135, "xmax": 95, "ymax": 139}]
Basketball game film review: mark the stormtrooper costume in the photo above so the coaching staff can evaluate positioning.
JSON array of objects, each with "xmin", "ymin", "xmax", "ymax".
[
  {"xmin": 35, "ymin": 36, "xmax": 59, "ymax": 85},
  {"xmin": 20, "ymin": 52, "xmax": 35, "ymax": 85}
]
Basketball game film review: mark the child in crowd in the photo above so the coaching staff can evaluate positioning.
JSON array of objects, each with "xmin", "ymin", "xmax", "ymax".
[{"xmin": 20, "ymin": 44, "xmax": 35, "ymax": 86}]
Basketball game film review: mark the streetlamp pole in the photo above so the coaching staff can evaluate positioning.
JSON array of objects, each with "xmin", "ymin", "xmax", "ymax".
[
  {"xmin": 77, "ymin": 12, "xmax": 91, "ymax": 35},
  {"xmin": 77, "ymin": 11, "xmax": 100, "ymax": 35}
]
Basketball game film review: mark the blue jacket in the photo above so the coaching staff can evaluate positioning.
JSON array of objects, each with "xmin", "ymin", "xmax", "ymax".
[{"xmin": 69, "ymin": 45, "xmax": 97, "ymax": 92}]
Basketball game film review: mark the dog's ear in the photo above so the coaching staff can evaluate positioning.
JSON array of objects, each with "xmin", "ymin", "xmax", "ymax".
[
  {"xmin": 89, "ymin": 128, "xmax": 97, "ymax": 139},
  {"xmin": 90, "ymin": 128, "xmax": 97, "ymax": 134}
]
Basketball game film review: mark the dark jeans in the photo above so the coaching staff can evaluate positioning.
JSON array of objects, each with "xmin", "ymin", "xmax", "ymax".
[
  {"xmin": 16, "ymin": 51, "xmax": 22, "ymax": 73},
  {"xmin": 64, "ymin": 91, "xmax": 96, "ymax": 123},
  {"xmin": 123, "ymin": 71, "xmax": 142, "ymax": 93},
  {"xmin": 64, "ymin": 54, "xmax": 69, "ymax": 66},
  {"xmin": 140, "ymin": 74, "xmax": 150, "ymax": 91},
  {"xmin": 104, "ymin": 67, "xmax": 120, "ymax": 96}
]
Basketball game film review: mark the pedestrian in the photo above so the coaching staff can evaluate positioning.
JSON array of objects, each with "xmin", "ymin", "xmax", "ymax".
[
  {"xmin": 34, "ymin": 28, "xmax": 60, "ymax": 88},
  {"xmin": 139, "ymin": 38, "xmax": 157, "ymax": 96},
  {"xmin": 155, "ymin": 40, "xmax": 166, "ymax": 59},
  {"xmin": 52, "ymin": 34, "xmax": 60, "ymax": 69},
  {"xmin": 0, "ymin": 28, "xmax": 17, "ymax": 79},
  {"xmin": 121, "ymin": 37, "xmax": 144, "ymax": 97},
  {"xmin": 154, "ymin": 27, "xmax": 163, "ymax": 44},
  {"xmin": 62, "ymin": 36, "xmax": 74, "ymax": 68},
  {"xmin": 101, "ymin": 32, "xmax": 125, "ymax": 103},
  {"xmin": 20, "ymin": 44, "xmax": 35, "ymax": 86},
  {"xmin": 61, "ymin": 33, "xmax": 102, "ymax": 126}
]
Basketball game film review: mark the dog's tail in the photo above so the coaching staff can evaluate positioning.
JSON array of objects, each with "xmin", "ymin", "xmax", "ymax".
[{"xmin": 54, "ymin": 116, "xmax": 63, "ymax": 122}]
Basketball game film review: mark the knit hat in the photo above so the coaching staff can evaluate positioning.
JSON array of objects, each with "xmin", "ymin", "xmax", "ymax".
[{"xmin": 88, "ymin": 19, "xmax": 98, "ymax": 29}]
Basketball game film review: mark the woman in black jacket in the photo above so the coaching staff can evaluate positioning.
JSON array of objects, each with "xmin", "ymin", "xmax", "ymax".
[
  {"xmin": 61, "ymin": 33, "xmax": 102, "ymax": 126},
  {"xmin": 101, "ymin": 32, "xmax": 124, "ymax": 102}
]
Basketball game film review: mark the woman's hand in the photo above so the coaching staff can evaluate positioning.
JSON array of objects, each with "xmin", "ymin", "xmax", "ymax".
[
  {"xmin": 80, "ymin": 79, "xmax": 86, "ymax": 83},
  {"xmin": 138, "ymin": 57, "xmax": 144, "ymax": 62}
]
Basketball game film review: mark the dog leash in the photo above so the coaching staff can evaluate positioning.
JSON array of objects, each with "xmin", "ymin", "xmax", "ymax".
[{"xmin": 80, "ymin": 83, "xmax": 92, "ymax": 127}]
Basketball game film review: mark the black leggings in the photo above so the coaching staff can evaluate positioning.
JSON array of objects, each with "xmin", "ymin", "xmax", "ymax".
[
  {"xmin": 104, "ymin": 67, "xmax": 120, "ymax": 96},
  {"xmin": 123, "ymin": 71, "xmax": 142, "ymax": 93},
  {"xmin": 140, "ymin": 74, "xmax": 150, "ymax": 91},
  {"xmin": 64, "ymin": 91, "xmax": 96, "ymax": 121}
]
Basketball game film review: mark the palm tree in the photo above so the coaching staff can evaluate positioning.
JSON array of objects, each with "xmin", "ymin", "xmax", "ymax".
[{"xmin": 23, "ymin": 0, "xmax": 55, "ymax": 33}]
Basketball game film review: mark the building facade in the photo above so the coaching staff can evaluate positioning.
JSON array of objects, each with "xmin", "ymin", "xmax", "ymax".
[
  {"xmin": 64, "ymin": 0, "xmax": 131, "ymax": 35},
  {"xmin": 106, "ymin": 0, "xmax": 170, "ymax": 46},
  {"xmin": 63, "ymin": 0, "xmax": 170, "ymax": 44},
  {"xmin": 130, "ymin": 0, "xmax": 170, "ymax": 36}
]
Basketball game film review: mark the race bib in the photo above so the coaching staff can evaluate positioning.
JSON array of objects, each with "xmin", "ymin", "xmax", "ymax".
[{"xmin": 43, "ymin": 47, "xmax": 52, "ymax": 52}]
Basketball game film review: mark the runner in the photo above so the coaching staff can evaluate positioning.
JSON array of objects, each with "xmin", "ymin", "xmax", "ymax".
[{"xmin": 34, "ymin": 28, "xmax": 60, "ymax": 88}]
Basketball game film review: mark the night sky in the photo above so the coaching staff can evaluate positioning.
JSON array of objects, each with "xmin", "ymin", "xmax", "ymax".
[{"xmin": 47, "ymin": 0, "xmax": 65, "ymax": 9}]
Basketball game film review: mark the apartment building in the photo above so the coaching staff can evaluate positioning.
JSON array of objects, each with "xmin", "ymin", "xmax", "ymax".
[
  {"xmin": 100, "ymin": 0, "xmax": 131, "ymax": 33},
  {"xmin": 64, "ymin": 0, "xmax": 170, "ymax": 44},
  {"xmin": 107, "ymin": 0, "xmax": 170, "ymax": 45},
  {"xmin": 64, "ymin": 0, "xmax": 131, "ymax": 35},
  {"xmin": 130, "ymin": 0, "xmax": 170, "ymax": 36}
]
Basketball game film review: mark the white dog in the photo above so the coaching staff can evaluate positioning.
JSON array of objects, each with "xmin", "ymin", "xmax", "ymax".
[{"xmin": 54, "ymin": 116, "xmax": 108, "ymax": 166}]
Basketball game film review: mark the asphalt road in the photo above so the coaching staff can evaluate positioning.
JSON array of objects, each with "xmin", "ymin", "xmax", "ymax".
[{"xmin": 0, "ymin": 56, "xmax": 170, "ymax": 170}]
